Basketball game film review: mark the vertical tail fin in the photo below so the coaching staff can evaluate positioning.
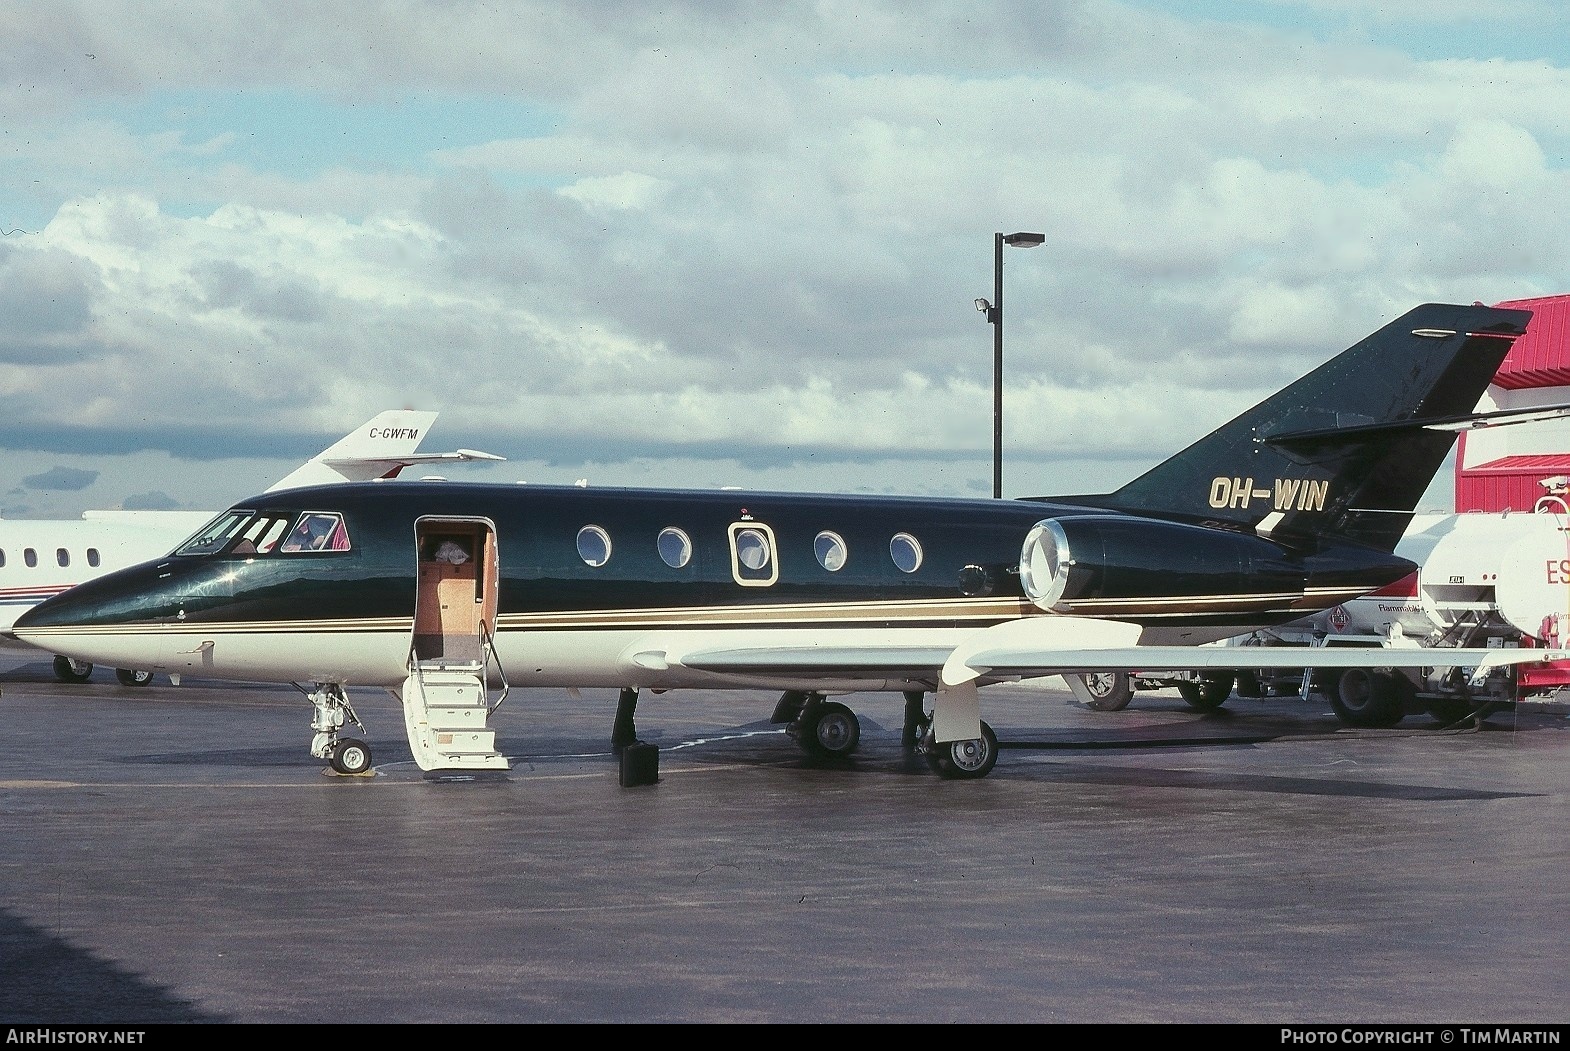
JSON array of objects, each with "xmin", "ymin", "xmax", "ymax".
[{"xmin": 1089, "ymin": 303, "xmax": 1532, "ymax": 551}]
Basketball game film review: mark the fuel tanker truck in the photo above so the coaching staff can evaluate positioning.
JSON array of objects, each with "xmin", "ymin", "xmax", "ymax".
[{"xmin": 1070, "ymin": 505, "xmax": 1570, "ymax": 726}]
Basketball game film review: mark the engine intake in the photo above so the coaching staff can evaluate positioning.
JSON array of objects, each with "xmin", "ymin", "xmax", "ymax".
[{"xmin": 1019, "ymin": 515, "xmax": 1307, "ymax": 612}]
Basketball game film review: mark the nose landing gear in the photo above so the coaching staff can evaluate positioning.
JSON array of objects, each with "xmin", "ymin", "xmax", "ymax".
[{"xmin": 301, "ymin": 682, "xmax": 374, "ymax": 776}]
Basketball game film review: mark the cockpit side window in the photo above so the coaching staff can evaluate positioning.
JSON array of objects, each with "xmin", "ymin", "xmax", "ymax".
[
  {"xmin": 175, "ymin": 510, "xmax": 254, "ymax": 556},
  {"xmin": 279, "ymin": 512, "xmax": 351, "ymax": 553},
  {"xmin": 229, "ymin": 514, "xmax": 292, "ymax": 556}
]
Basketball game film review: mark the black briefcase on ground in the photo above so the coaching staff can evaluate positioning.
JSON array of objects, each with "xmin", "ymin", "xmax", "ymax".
[{"xmin": 619, "ymin": 741, "xmax": 659, "ymax": 787}]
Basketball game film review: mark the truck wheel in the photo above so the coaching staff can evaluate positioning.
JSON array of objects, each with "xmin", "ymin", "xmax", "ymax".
[
  {"xmin": 1330, "ymin": 668, "xmax": 1404, "ymax": 728},
  {"xmin": 1077, "ymin": 672, "xmax": 1133, "ymax": 711},
  {"xmin": 1177, "ymin": 672, "xmax": 1234, "ymax": 710}
]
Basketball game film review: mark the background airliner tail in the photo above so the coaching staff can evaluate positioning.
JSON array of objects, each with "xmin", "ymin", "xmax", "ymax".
[
  {"xmin": 266, "ymin": 410, "xmax": 505, "ymax": 492},
  {"xmin": 1080, "ymin": 303, "xmax": 1533, "ymax": 551}
]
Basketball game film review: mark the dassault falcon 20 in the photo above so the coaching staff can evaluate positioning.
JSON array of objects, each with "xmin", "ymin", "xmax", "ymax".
[{"xmin": 16, "ymin": 303, "xmax": 1570, "ymax": 781}]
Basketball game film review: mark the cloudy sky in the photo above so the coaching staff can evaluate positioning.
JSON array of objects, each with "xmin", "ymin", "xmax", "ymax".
[{"xmin": 4, "ymin": 0, "xmax": 1569, "ymax": 519}]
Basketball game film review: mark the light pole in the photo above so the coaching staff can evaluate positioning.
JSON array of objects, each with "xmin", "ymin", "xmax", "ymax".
[{"xmin": 976, "ymin": 231, "xmax": 1044, "ymax": 498}]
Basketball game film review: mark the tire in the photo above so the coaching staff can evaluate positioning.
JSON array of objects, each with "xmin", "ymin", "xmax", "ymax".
[
  {"xmin": 1235, "ymin": 671, "xmax": 1264, "ymax": 698},
  {"xmin": 330, "ymin": 739, "xmax": 373, "ymax": 775},
  {"xmin": 1078, "ymin": 672, "xmax": 1133, "ymax": 712},
  {"xmin": 1330, "ymin": 668, "xmax": 1404, "ymax": 728},
  {"xmin": 798, "ymin": 701, "xmax": 861, "ymax": 758},
  {"xmin": 115, "ymin": 668, "xmax": 154, "ymax": 687},
  {"xmin": 931, "ymin": 721, "xmax": 999, "ymax": 780},
  {"xmin": 1176, "ymin": 672, "xmax": 1234, "ymax": 711},
  {"xmin": 52, "ymin": 655, "xmax": 93, "ymax": 683}
]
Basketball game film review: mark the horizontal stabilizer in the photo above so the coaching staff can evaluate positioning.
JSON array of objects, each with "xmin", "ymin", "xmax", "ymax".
[
  {"xmin": 1264, "ymin": 402, "xmax": 1570, "ymax": 448},
  {"xmin": 318, "ymin": 448, "xmax": 508, "ymax": 476}
]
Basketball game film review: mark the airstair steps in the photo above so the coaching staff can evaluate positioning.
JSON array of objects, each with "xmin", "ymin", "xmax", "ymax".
[{"xmin": 401, "ymin": 667, "xmax": 509, "ymax": 772}]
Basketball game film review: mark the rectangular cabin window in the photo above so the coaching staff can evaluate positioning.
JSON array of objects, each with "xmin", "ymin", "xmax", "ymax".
[
  {"xmin": 0, "ymin": 549, "xmax": 6, "ymax": 568},
  {"xmin": 56, "ymin": 548, "xmax": 69, "ymax": 568},
  {"xmin": 727, "ymin": 521, "xmax": 779, "ymax": 587},
  {"xmin": 23, "ymin": 548, "xmax": 36, "ymax": 568},
  {"xmin": 87, "ymin": 548, "xmax": 100, "ymax": 567}
]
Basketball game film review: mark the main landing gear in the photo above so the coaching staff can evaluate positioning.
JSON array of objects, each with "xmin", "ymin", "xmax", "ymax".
[
  {"xmin": 53, "ymin": 656, "xmax": 93, "ymax": 683},
  {"xmin": 773, "ymin": 690, "xmax": 862, "ymax": 760},
  {"xmin": 897, "ymin": 690, "xmax": 998, "ymax": 779},
  {"xmin": 775, "ymin": 688, "xmax": 866, "ymax": 754},
  {"xmin": 50, "ymin": 656, "xmax": 155, "ymax": 687},
  {"xmin": 772, "ymin": 689, "xmax": 999, "ymax": 779},
  {"xmin": 301, "ymin": 682, "xmax": 374, "ymax": 775}
]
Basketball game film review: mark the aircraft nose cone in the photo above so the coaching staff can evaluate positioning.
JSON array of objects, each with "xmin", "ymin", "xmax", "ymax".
[
  {"xmin": 13, "ymin": 561, "xmax": 175, "ymax": 635},
  {"xmin": 11, "ymin": 562, "xmax": 190, "ymax": 675},
  {"xmin": 13, "ymin": 588, "xmax": 85, "ymax": 632}
]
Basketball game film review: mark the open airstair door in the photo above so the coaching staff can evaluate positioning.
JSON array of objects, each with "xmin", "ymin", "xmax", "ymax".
[{"xmin": 402, "ymin": 517, "xmax": 508, "ymax": 772}]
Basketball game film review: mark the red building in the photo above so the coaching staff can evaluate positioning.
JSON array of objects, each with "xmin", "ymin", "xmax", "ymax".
[
  {"xmin": 1455, "ymin": 293, "xmax": 1570, "ymax": 514},
  {"xmin": 1456, "ymin": 294, "xmax": 1570, "ymax": 690}
]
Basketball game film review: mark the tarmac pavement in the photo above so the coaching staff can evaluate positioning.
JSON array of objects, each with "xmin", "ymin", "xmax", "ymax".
[{"xmin": 1, "ymin": 655, "xmax": 1567, "ymax": 1024}]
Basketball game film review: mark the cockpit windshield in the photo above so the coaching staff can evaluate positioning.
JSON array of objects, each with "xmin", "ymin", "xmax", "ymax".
[
  {"xmin": 174, "ymin": 510, "xmax": 253, "ymax": 556},
  {"xmin": 174, "ymin": 510, "xmax": 352, "ymax": 557}
]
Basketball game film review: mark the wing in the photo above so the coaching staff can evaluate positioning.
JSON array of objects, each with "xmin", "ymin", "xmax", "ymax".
[
  {"xmin": 620, "ymin": 616, "xmax": 1569, "ymax": 745},
  {"xmin": 937, "ymin": 616, "xmax": 1569, "ymax": 688},
  {"xmin": 623, "ymin": 616, "xmax": 1565, "ymax": 688},
  {"xmin": 620, "ymin": 618, "xmax": 1147, "ymax": 690}
]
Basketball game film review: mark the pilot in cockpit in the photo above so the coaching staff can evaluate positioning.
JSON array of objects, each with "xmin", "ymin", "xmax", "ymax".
[{"xmin": 281, "ymin": 515, "xmax": 339, "ymax": 553}]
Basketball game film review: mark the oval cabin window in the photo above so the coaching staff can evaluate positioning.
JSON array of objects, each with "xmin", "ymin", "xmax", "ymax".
[
  {"xmin": 658, "ymin": 527, "xmax": 692, "ymax": 569},
  {"xmin": 890, "ymin": 532, "xmax": 923, "ymax": 574},
  {"xmin": 577, "ymin": 525, "xmax": 612, "ymax": 567},
  {"xmin": 815, "ymin": 531, "xmax": 848, "ymax": 572}
]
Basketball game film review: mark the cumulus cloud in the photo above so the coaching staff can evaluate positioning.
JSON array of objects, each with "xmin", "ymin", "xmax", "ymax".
[
  {"xmin": 0, "ymin": 246, "xmax": 97, "ymax": 356},
  {"xmin": 2, "ymin": 1, "xmax": 1570, "ymax": 518},
  {"xmin": 121, "ymin": 490, "xmax": 180, "ymax": 510},
  {"xmin": 22, "ymin": 466, "xmax": 98, "ymax": 491}
]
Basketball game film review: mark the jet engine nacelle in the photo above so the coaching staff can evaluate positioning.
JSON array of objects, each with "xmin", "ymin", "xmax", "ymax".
[{"xmin": 1018, "ymin": 514, "xmax": 1306, "ymax": 612}]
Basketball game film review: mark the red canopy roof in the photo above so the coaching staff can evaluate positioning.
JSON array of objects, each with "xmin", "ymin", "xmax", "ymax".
[{"xmin": 1492, "ymin": 294, "xmax": 1570, "ymax": 388}]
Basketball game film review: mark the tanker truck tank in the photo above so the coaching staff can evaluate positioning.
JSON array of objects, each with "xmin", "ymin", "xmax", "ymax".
[
  {"xmin": 1316, "ymin": 510, "xmax": 1570, "ymax": 648},
  {"xmin": 1087, "ymin": 508, "xmax": 1570, "ymax": 721}
]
